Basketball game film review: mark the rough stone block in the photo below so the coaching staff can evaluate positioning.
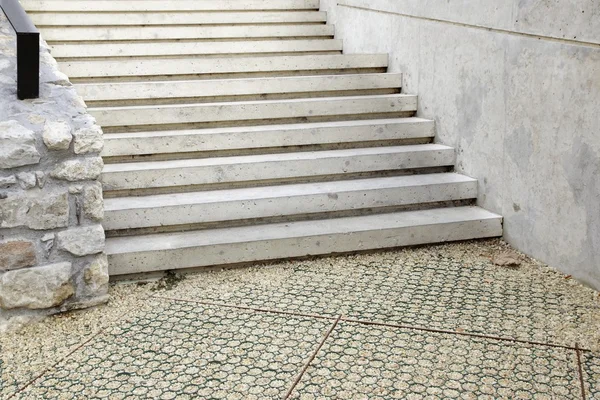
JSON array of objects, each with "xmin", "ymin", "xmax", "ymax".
[
  {"xmin": 42, "ymin": 120, "xmax": 73, "ymax": 150},
  {"xmin": 73, "ymin": 125, "xmax": 103, "ymax": 154},
  {"xmin": 83, "ymin": 183, "xmax": 104, "ymax": 221},
  {"xmin": 83, "ymin": 254, "xmax": 109, "ymax": 296},
  {"xmin": 0, "ymin": 191, "xmax": 69, "ymax": 230},
  {"xmin": 0, "ymin": 121, "xmax": 41, "ymax": 169},
  {"xmin": 0, "ymin": 262, "xmax": 74, "ymax": 309},
  {"xmin": 51, "ymin": 157, "xmax": 104, "ymax": 181},
  {"xmin": 0, "ymin": 175, "xmax": 16, "ymax": 188},
  {"xmin": 57, "ymin": 225, "xmax": 105, "ymax": 256},
  {"xmin": 0, "ymin": 241, "xmax": 37, "ymax": 272}
]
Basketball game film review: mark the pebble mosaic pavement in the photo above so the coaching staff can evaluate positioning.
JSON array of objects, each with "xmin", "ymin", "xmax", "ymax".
[{"xmin": 2, "ymin": 239, "xmax": 600, "ymax": 399}]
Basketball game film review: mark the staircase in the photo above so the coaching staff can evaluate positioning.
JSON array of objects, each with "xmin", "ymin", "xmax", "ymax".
[{"xmin": 24, "ymin": 0, "xmax": 503, "ymax": 276}]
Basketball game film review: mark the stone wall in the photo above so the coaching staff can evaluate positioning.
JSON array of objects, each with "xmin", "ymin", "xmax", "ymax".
[
  {"xmin": 320, "ymin": 0, "xmax": 600, "ymax": 289},
  {"xmin": 0, "ymin": 13, "xmax": 108, "ymax": 332}
]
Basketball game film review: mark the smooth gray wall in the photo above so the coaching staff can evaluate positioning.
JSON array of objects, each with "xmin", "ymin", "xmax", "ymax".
[{"xmin": 321, "ymin": 0, "xmax": 600, "ymax": 289}]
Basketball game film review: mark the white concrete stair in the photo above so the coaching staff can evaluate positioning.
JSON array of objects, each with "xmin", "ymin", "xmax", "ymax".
[
  {"xmin": 105, "ymin": 206, "xmax": 503, "ymax": 275},
  {"xmin": 29, "ymin": 0, "xmax": 503, "ymax": 275},
  {"xmin": 60, "ymin": 54, "xmax": 388, "ymax": 81},
  {"xmin": 40, "ymin": 25, "xmax": 335, "ymax": 42},
  {"xmin": 104, "ymin": 173, "xmax": 478, "ymax": 231},
  {"xmin": 101, "ymin": 144, "xmax": 455, "ymax": 192},
  {"xmin": 78, "ymin": 73, "xmax": 402, "ymax": 105},
  {"xmin": 101, "ymin": 118, "xmax": 434, "ymax": 158}
]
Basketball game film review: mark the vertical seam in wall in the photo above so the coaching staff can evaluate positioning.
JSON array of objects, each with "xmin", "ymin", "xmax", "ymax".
[{"xmin": 501, "ymin": 34, "xmax": 508, "ymax": 223}]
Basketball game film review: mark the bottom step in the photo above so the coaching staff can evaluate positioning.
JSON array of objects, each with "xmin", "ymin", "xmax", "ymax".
[{"xmin": 106, "ymin": 206, "xmax": 502, "ymax": 276}]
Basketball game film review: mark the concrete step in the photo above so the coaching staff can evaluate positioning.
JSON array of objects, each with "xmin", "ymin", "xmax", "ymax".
[
  {"xmin": 78, "ymin": 73, "xmax": 401, "ymax": 105},
  {"xmin": 90, "ymin": 94, "xmax": 416, "ymax": 130},
  {"xmin": 103, "ymin": 173, "xmax": 478, "ymax": 231},
  {"xmin": 101, "ymin": 118, "xmax": 434, "ymax": 158},
  {"xmin": 59, "ymin": 54, "xmax": 388, "ymax": 81},
  {"xmin": 105, "ymin": 206, "xmax": 503, "ymax": 275},
  {"xmin": 101, "ymin": 144, "xmax": 455, "ymax": 192},
  {"xmin": 40, "ymin": 25, "xmax": 335, "ymax": 42},
  {"xmin": 51, "ymin": 39, "xmax": 343, "ymax": 60},
  {"xmin": 30, "ymin": 11, "xmax": 328, "ymax": 26},
  {"xmin": 23, "ymin": 0, "xmax": 320, "ymax": 12}
]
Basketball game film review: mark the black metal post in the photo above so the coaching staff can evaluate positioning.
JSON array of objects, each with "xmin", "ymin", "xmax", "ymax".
[
  {"xmin": 16, "ymin": 32, "xmax": 39, "ymax": 99},
  {"xmin": 1, "ymin": 0, "xmax": 40, "ymax": 100}
]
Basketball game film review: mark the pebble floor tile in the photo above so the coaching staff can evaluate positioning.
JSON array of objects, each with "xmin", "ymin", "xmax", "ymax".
[
  {"xmin": 12, "ymin": 299, "xmax": 330, "ymax": 400},
  {"xmin": 583, "ymin": 352, "xmax": 600, "ymax": 399},
  {"xmin": 289, "ymin": 322, "xmax": 582, "ymax": 400}
]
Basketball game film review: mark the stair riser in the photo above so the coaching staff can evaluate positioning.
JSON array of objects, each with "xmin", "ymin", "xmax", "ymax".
[
  {"xmin": 40, "ymin": 25, "xmax": 335, "ymax": 42},
  {"xmin": 101, "ymin": 147, "xmax": 456, "ymax": 191},
  {"xmin": 23, "ymin": 0, "xmax": 320, "ymax": 12},
  {"xmin": 102, "ymin": 119, "xmax": 433, "ymax": 157},
  {"xmin": 107, "ymin": 217, "xmax": 502, "ymax": 275},
  {"xmin": 77, "ymin": 73, "xmax": 402, "ymax": 104},
  {"xmin": 51, "ymin": 40, "xmax": 343, "ymax": 59},
  {"xmin": 104, "ymin": 181, "xmax": 478, "ymax": 231},
  {"xmin": 31, "ymin": 12, "xmax": 327, "ymax": 26},
  {"xmin": 91, "ymin": 95, "xmax": 416, "ymax": 128},
  {"xmin": 59, "ymin": 54, "xmax": 389, "ymax": 79}
]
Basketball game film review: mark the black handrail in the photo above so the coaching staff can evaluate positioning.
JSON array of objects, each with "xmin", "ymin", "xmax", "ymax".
[{"xmin": 0, "ymin": 0, "xmax": 39, "ymax": 99}]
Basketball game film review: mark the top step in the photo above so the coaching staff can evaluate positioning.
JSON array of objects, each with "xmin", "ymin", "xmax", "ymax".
[
  {"xmin": 22, "ymin": 0, "xmax": 320, "ymax": 12},
  {"xmin": 29, "ymin": 11, "xmax": 327, "ymax": 26}
]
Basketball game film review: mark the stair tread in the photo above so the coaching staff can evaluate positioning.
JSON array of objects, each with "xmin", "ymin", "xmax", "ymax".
[
  {"xmin": 102, "ymin": 144, "xmax": 452, "ymax": 173},
  {"xmin": 51, "ymin": 39, "xmax": 343, "ymax": 59},
  {"xmin": 31, "ymin": 11, "xmax": 328, "ymax": 26},
  {"xmin": 102, "ymin": 117, "xmax": 432, "ymax": 140},
  {"xmin": 78, "ymin": 72, "xmax": 402, "ymax": 102},
  {"xmin": 41, "ymin": 25, "xmax": 336, "ymax": 42},
  {"xmin": 23, "ymin": 0, "xmax": 320, "ymax": 12},
  {"xmin": 59, "ymin": 54, "xmax": 389, "ymax": 78},
  {"xmin": 105, "ymin": 206, "xmax": 502, "ymax": 255},
  {"xmin": 105, "ymin": 173, "xmax": 476, "ymax": 211},
  {"xmin": 91, "ymin": 93, "xmax": 413, "ymax": 112}
]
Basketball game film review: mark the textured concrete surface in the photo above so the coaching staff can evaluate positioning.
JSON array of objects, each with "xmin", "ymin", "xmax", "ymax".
[
  {"xmin": 320, "ymin": 0, "xmax": 600, "ymax": 290},
  {"xmin": 1, "ymin": 239, "xmax": 599, "ymax": 399}
]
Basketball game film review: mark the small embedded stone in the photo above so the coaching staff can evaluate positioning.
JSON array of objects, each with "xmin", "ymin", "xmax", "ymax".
[
  {"xmin": 0, "ymin": 241, "xmax": 37, "ymax": 272},
  {"xmin": 57, "ymin": 225, "xmax": 105, "ymax": 256},
  {"xmin": 35, "ymin": 171, "xmax": 46, "ymax": 188},
  {"xmin": 0, "ymin": 262, "xmax": 74, "ymax": 309},
  {"xmin": 493, "ymin": 252, "xmax": 521, "ymax": 268},
  {"xmin": 73, "ymin": 125, "xmax": 103, "ymax": 154},
  {"xmin": 51, "ymin": 157, "xmax": 104, "ymax": 182},
  {"xmin": 16, "ymin": 172, "xmax": 37, "ymax": 189},
  {"xmin": 83, "ymin": 183, "xmax": 104, "ymax": 221},
  {"xmin": 0, "ymin": 121, "xmax": 41, "ymax": 169},
  {"xmin": 42, "ymin": 121, "xmax": 72, "ymax": 150}
]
